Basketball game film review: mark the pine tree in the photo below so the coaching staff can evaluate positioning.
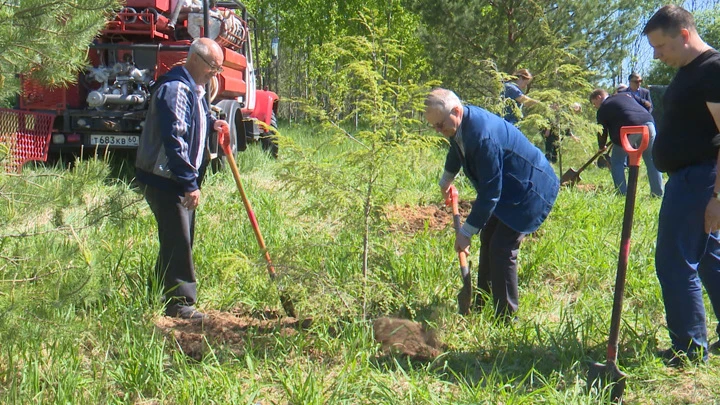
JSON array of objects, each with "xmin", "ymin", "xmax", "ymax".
[{"xmin": 0, "ymin": 0, "xmax": 119, "ymax": 102}]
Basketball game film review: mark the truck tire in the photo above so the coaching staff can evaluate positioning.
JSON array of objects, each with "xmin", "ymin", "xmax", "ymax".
[
  {"xmin": 212, "ymin": 100, "xmax": 242, "ymax": 172},
  {"xmin": 261, "ymin": 111, "xmax": 279, "ymax": 158}
]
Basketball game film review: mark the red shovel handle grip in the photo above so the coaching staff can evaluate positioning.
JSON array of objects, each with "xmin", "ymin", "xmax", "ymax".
[
  {"xmin": 619, "ymin": 125, "xmax": 649, "ymax": 167},
  {"xmin": 444, "ymin": 185, "xmax": 459, "ymax": 213},
  {"xmin": 218, "ymin": 128, "xmax": 232, "ymax": 156},
  {"xmin": 444, "ymin": 185, "xmax": 469, "ymax": 266}
]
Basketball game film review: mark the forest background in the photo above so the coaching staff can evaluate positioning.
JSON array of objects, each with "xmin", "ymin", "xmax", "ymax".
[{"xmin": 3, "ymin": 0, "xmax": 720, "ymax": 126}]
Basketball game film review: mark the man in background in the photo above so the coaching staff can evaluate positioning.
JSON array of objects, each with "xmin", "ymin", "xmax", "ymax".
[
  {"xmin": 623, "ymin": 72, "xmax": 653, "ymax": 112},
  {"xmin": 643, "ymin": 4, "xmax": 720, "ymax": 366},
  {"xmin": 425, "ymin": 88, "xmax": 558, "ymax": 321},
  {"xmin": 589, "ymin": 88, "xmax": 663, "ymax": 197},
  {"xmin": 135, "ymin": 38, "xmax": 229, "ymax": 320}
]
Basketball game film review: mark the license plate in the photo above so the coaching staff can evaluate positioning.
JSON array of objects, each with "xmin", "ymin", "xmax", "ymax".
[{"xmin": 90, "ymin": 135, "xmax": 139, "ymax": 147}]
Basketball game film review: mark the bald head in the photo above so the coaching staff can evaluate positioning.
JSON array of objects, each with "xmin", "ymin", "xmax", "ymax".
[
  {"xmin": 425, "ymin": 88, "xmax": 464, "ymax": 138},
  {"xmin": 186, "ymin": 38, "xmax": 224, "ymax": 85},
  {"xmin": 425, "ymin": 88, "xmax": 462, "ymax": 115}
]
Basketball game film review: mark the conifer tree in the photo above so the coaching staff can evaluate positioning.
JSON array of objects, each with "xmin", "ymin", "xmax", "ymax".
[{"xmin": 0, "ymin": 0, "xmax": 118, "ymax": 102}]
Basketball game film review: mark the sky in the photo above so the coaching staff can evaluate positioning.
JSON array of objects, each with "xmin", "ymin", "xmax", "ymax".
[{"xmin": 619, "ymin": 0, "xmax": 719, "ymax": 84}]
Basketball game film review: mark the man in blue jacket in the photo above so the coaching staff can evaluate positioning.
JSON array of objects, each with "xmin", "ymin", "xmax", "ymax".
[
  {"xmin": 425, "ymin": 88, "xmax": 559, "ymax": 320},
  {"xmin": 136, "ymin": 38, "xmax": 229, "ymax": 320},
  {"xmin": 622, "ymin": 73, "xmax": 653, "ymax": 113}
]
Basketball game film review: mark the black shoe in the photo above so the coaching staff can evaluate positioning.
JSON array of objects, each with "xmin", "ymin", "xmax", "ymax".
[
  {"xmin": 165, "ymin": 304, "xmax": 207, "ymax": 320},
  {"xmin": 656, "ymin": 348, "xmax": 706, "ymax": 367},
  {"xmin": 710, "ymin": 340, "xmax": 720, "ymax": 354}
]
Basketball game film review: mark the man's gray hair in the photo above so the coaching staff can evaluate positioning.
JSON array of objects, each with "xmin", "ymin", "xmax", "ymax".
[{"xmin": 425, "ymin": 88, "xmax": 462, "ymax": 114}]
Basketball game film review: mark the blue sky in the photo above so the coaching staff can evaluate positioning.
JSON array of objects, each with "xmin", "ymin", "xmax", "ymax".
[{"xmin": 619, "ymin": 0, "xmax": 718, "ymax": 85}]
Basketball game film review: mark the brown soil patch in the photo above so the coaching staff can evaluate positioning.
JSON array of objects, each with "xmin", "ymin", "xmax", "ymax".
[
  {"xmin": 372, "ymin": 317, "xmax": 445, "ymax": 361},
  {"xmin": 386, "ymin": 201, "xmax": 472, "ymax": 233},
  {"xmin": 575, "ymin": 183, "xmax": 599, "ymax": 192},
  {"xmin": 155, "ymin": 310, "xmax": 445, "ymax": 363},
  {"xmin": 154, "ymin": 307, "xmax": 313, "ymax": 360}
]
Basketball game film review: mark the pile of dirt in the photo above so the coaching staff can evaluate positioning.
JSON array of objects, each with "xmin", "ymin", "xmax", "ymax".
[
  {"xmin": 372, "ymin": 317, "xmax": 444, "ymax": 361},
  {"xmin": 154, "ymin": 308, "xmax": 312, "ymax": 360},
  {"xmin": 386, "ymin": 201, "xmax": 472, "ymax": 234},
  {"xmin": 155, "ymin": 310, "xmax": 444, "ymax": 363}
]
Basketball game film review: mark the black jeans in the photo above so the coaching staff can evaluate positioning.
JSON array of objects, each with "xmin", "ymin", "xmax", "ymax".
[
  {"xmin": 143, "ymin": 184, "xmax": 198, "ymax": 307},
  {"xmin": 476, "ymin": 215, "xmax": 525, "ymax": 318}
]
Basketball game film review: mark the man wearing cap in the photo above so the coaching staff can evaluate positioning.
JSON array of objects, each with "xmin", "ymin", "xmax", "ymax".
[{"xmin": 502, "ymin": 68, "xmax": 540, "ymax": 125}]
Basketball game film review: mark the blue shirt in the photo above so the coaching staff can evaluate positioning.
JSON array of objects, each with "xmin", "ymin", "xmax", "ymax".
[{"xmin": 502, "ymin": 82, "xmax": 524, "ymax": 124}]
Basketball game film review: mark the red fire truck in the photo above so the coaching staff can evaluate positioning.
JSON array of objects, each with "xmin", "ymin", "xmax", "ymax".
[{"xmin": 11, "ymin": 0, "xmax": 279, "ymax": 167}]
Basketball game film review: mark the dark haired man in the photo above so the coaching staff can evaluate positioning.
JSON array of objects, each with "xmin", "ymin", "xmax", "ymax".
[
  {"xmin": 589, "ymin": 88, "xmax": 663, "ymax": 197},
  {"xmin": 643, "ymin": 4, "xmax": 720, "ymax": 365},
  {"xmin": 622, "ymin": 72, "xmax": 653, "ymax": 112}
]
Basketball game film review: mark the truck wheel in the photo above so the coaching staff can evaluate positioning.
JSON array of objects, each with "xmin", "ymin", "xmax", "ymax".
[
  {"xmin": 261, "ymin": 111, "xmax": 279, "ymax": 158},
  {"xmin": 212, "ymin": 100, "xmax": 242, "ymax": 172}
]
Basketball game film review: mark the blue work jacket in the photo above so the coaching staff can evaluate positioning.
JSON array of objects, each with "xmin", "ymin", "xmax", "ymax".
[{"xmin": 445, "ymin": 106, "xmax": 559, "ymax": 234}]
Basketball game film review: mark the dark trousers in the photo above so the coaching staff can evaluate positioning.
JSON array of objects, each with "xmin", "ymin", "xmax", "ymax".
[
  {"xmin": 143, "ymin": 184, "xmax": 198, "ymax": 307},
  {"xmin": 476, "ymin": 215, "xmax": 525, "ymax": 318},
  {"xmin": 656, "ymin": 162, "xmax": 720, "ymax": 360},
  {"xmin": 544, "ymin": 131, "xmax": 560, "ymax": 163}
]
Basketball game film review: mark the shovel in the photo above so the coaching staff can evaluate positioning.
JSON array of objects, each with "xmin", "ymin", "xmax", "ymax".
[
  {"xmin": 587, "ymin": 125, "xmax": 649, "ymax": 402},
  {"xmin": 561, "ymin": 144, "xmax": 612, "ymax": 186},
  {"xmin": 445, "ymin": 185, "xmax": 473, "ymax": 315},
  {"xmin": 218, "ymin": 128, "xmax": 297, "ymax": 318}
]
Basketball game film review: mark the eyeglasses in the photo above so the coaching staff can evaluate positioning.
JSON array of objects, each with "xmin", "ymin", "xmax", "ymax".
[
  {"xmin": 631, "ymin": 79, "xmax": 643, "ymax": 83},
  {"xmin": 429, "ymin": 118, "xmax": 446, "ymax": 131},
  {"xmin": 196, "ymin": 52, "xmax": 223, "ymax": 74}
]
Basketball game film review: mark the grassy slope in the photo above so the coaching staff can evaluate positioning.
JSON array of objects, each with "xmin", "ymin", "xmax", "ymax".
[{"xmin": 0, "ymin": 123, "xmax": 718, "ymax": 404}]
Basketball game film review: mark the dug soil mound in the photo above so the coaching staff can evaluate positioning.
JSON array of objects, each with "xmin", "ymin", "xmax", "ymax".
[
  {"xmin": 386, "ymin": 201, "xmax": 472, "ymax": 234},
  {"xmin": 154, "ymin": 308, "xmax": 312, "ymax": 360},
  {"xmin": 372, "ymin": 317, "xmax": 444, "ymax": 361}
]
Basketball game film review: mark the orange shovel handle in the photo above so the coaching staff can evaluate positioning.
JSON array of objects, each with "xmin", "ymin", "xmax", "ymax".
[{"xmin": 619, "ymin": 125, "xmax": 649, "ymax": 167}]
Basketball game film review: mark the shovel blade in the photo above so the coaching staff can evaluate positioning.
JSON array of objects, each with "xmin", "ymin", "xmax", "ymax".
[
  {"xmin": 587, "ymin": 361, "xmax": 627, "ymax": 402},
  {"xmin": 280, "ymin": 295, "xmax": 297, "ymax": 318},
  {"xmin": 560, "ymin": 168, "xmax": 581, "ymax": 186},
  {"xmin": 457, "ymin": 273, "xmax": 473, "ymax": 316}
]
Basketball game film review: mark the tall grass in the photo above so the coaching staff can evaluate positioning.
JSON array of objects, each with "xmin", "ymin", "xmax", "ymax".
[{"xmin": 1, "ymin": 123, "xmax": 719, "ymax": 404}]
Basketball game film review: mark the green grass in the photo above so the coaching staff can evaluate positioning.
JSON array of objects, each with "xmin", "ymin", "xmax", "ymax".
[{"xmin": 1, "ymin": 123, "xmax": 719, "ymax": 404}]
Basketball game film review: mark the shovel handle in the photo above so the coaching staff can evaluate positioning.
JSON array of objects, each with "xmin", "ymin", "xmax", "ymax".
[
  {"xmin": 218, "ymin": 129, "xmax": 274, "ymax": 274},
  {"xmin": 218, "ymin": 129, "xmax": 297, "ymax": 318},
  {"xmin": 445, "ymin": 185, "xmax": 473, "ymax": 315},
  {"xmin": 445, "ymin": 185, "xmax": 469, "ymax": 268},
  {"xmin": 619, "ymin": 125, "xmax": 649, "ymax": 167}
]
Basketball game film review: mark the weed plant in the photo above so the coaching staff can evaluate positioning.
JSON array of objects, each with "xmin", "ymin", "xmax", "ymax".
[{"xmin": 1, "ymin": 125, "xmax": 720, "ymax": 404}]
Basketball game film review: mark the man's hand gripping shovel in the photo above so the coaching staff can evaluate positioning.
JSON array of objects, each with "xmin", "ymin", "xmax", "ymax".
[
  {"xmin": 218, "ymin": 128, "xmax": 297, "ymax": 318},
  {"xmin": 445, "ymin": 185, "xmax": 473, "ymax": 316}
]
